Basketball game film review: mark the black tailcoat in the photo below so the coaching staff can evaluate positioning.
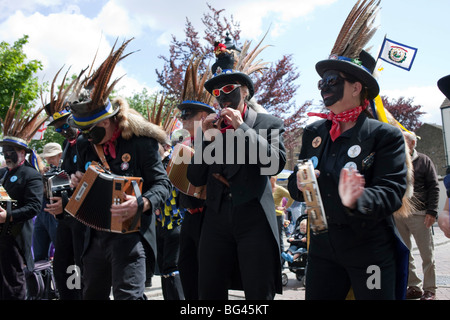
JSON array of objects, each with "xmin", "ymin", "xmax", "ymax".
[{"xmin": 188, "ymin": 107, "xmax": 286, "ymax": 294}]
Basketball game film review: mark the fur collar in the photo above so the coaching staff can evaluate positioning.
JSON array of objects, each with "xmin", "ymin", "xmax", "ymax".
[{"xmin": 112, "ymin": 97, "xmax": 170, "ymax": 146}]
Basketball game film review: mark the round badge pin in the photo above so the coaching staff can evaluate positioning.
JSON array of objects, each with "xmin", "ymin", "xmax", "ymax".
[
  {"xmin": 311, "ymin": 156, "xmax": 319, "ymax": 169},
  {"xmin": 121, "ymin": 162, "xmax": 130, "ymax": 171},
  {"xmin": 312, "ymin": 137, "xmax": 322, "ymax": 149},
  {"xmin": 347, "ymin": 145, "xmax": 362, "ymax": 159},
  {"xmin": 73, "ymin": 155, "xmax": 77, "ymax": 164},
  {"xmin": 85, "ymin": 161, "xmax": 91, "ymax": 171},
  {"xmin": 344, "ymin": 162, "xmax": 358, "ymax": 170},
  {"xmin": 10, "ymin": 176, "xmax": 18, "ymax": 183},
  {"xmin": 122, "ymin": 153, "xmax": 131, "ymax": 163}
]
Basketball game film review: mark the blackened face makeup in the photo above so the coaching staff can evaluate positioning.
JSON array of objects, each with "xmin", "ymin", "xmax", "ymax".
[
  {"xmin": 2, "ymin": 146, "xmax": 19, "ymax": 167},
  {"xmin": 319, "ymin": 70, "xmax": 346, "ymax": 107},
  {"xmin": 216, "ymin": 84, "xmax": 242, "ymax": 110},
  {"xmin": 82, "ymin": 125, "xmax": 106, "ymax": 145}
]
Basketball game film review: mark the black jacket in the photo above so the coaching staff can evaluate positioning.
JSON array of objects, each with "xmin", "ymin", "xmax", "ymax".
[
  {"xmin": 187, "ymin": 107, "xmax": 286, "ymax": 293},
  {"xmin": 0, "ymin": 162, "xmax": 43, "ymax": 270},
  {"xmin": 75, "ymin": 134, "xmax": 172, "ymax": 260},
  {"xmin": 288, "ymin": 113, "xmax": 407, "ymax": 232}
]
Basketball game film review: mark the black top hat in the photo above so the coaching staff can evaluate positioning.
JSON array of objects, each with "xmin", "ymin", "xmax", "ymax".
[
  {"xmin": 316, "ymin": 50, "xmax": 380, "ymax": 100},
  {"xmin": 204, "ymin": 33, "xmax": 269, "ymax": 100},
  {"xmin": 204, "ymin": 35, "xmax": 255, "ymax": 99},
  {"xmin": 315, "ymin": 0, "xmax": 381, "ymax": 101},
  {"xmin": 438, "ymin": 75, "xmax": 450, "ymax": 100}
]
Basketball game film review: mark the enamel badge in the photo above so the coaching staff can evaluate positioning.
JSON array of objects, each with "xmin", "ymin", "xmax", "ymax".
[
  {"xmin": 312, "ymin": 137, "xmax": 322, "ymax": 149},
  {"xmin": 347, "ymin": 145, "xmax": 361, "ymax": 158}
]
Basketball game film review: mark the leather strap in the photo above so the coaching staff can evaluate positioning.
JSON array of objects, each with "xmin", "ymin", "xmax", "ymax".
[
  {"xmin": 93, "ymin": 144, "xmax": 111, "ymax": 171},
  {"xmin": 129, "ymin": 180, "xmax": 144, "ymax": 231}
]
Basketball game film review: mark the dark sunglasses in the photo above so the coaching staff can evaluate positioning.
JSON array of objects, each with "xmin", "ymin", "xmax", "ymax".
[
  {"xmin": 318, "ymin": 74, "xmax": 357, "ymax": 91},
  {"xmin": 55, "ymin": 123, "xmax": 70, "ymax": 133},
  {"xmin": 212, "ymin": 84, "xmax": 241, "ymax": 97}
]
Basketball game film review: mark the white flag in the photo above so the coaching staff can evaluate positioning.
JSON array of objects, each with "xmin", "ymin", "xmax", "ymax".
[
  {"xmin": 378, "ymin": 38, "xmax": 418, "ymax": 71},
  {"xmin": 32, "ymin": 121, "xmax": 48, "ymax": 140}
]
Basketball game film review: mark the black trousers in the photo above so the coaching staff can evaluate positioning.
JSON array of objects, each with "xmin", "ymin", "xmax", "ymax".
[
  {"xmin": 305, "ymin": 223, "xmax": 397, "ymax": 300},
  {"xmin": 178, "ymin": 211, "xmax": 203, "ymax": 300},
  {"xmin": 156, "ymin": 223, "xmax": 184, "ymax": 300},
  {"xmin": 81, "ymin": 230, "xmax": 146, "ymax": 300},
  {"xmin": 53, "ymin": 215, "xmax": 86, "ymax": 300},
  {"xmin": 0, "ymin": 236, "xmax": 26, "ymax": 300},
  {"xmin": 198, "ymin": 197, "xmax": 278, "ymax": 300}
]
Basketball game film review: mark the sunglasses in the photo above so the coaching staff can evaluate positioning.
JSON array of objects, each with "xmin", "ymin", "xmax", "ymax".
[
  {"xmin": 318, "ymin": 74, "xmax": 358, "ymax": 91},
  {"xmin": 55, "ymin": 123, "xmax": 70, "ymax": 133},
  {"xmin": 212, "ymin": 84, "xmax": 241, "ymax": 97}
]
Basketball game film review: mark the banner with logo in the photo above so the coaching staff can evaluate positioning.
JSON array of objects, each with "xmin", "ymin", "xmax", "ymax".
[{"xmin": 378, "ymin": 37, "xmax": 418, "ymax": 71}]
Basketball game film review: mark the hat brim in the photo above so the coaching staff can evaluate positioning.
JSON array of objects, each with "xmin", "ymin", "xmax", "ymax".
[
  {"xmin": 0, "ymin": 141, "xmax": 32, "ymax": 153},
  {"xmin": 316, "ymin": 59, "xmax": 380, "ymax": 100},
  {"xmin": 48, "ymin": 113, "xmax": 70, "ymax": 127},
  {"xmin": 438, "ymin": 75, "xmax": 450, "ymax": 100},
  {"xmin": 204, "ymin": 72, "xmax": 255, "ymax": 99},
  {"xmin": 67, "ymin": 104, "xmax": 120, "ymax": 130},
  {"xmin": 177, "ymin": 101, "xmax": 216, "ymax": 114}
]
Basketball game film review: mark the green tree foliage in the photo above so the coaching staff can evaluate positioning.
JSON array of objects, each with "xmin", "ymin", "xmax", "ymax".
[{"xmin": 0, "ymin": 35, "xmax": 43, "ymax": 119}]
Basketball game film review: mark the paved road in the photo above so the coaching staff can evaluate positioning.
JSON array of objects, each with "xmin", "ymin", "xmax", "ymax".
[{"xmin": 144, "ymin": 224, "xmax": 450, "ymax": 300}]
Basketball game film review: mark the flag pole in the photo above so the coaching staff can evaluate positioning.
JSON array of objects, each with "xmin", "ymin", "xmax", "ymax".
[{"xmin": 375, "ymin": 34, "xmax": 387, "ymax": 67}]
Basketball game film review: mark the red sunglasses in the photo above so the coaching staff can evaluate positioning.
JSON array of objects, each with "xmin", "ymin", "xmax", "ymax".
[{"xmin": 212, "ymin": 84, "xmax": 241, "ymax": 97}]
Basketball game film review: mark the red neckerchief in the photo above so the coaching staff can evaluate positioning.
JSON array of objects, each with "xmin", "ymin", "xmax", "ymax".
[
  {"xmin": 68, "ymin": 131, "xmax": 80, "ymax": 146},
  {"xmin": 103, "ymin": 127, "xmax": 122, "ymax": 159},
  {"xmin": 220, "ymin": 104, "xmax": 248, "ymax": 133},
  {"xmin": 308, "ymin": 100, "xmax": 369, "ymax": 142}
]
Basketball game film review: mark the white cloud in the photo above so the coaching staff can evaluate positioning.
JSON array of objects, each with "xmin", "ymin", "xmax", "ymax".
[{"xmin": 383, "ymin": 86, "xmax": 445, "ymax": 126}]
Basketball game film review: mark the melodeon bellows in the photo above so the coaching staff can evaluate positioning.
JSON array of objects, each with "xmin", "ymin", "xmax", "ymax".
[
  {"xmin": 65, "ymin": 163, "xmax": 143, "ymax": 233},
  {"xmin": 166, "ymin": 143, "xmax": 206, "ymax": 199}
]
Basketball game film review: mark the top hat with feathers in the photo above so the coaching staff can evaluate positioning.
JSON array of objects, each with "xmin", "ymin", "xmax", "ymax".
[
  {"xmin": 0, "ymin": 96, "xmax": 48, "ymax": 153},
  {"xmin": 204, "ymin": 32, "xmax": 270, "ymax": 99},
  {"xmin": 44, "ymin": 66, "xmax": 85, "ymax": 127},
  {"xmin": 178, "ymin": 56, "xmax": 216, "ymax": 114},
  {"xmin": 68, "ymin": 38, "xmax": 135, "ymax": 130},
  {"xmin": 315, "ymin": 0, "xmax": 381, "ymax": 100}
]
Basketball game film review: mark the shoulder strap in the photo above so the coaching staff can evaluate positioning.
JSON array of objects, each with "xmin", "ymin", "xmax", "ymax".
[{"xmin": 93, "ymin": 144, "xmax": 111, "ymax": 171}]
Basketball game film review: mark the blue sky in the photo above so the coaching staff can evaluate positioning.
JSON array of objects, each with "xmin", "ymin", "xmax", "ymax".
[{"xmin": 1, "ymin": 0, "xmax": 449, "ymax": 126}]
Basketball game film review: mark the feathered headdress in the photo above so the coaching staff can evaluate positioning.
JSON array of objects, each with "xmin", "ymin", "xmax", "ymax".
[
  {"xmin": 0, "ymin": 96, "xmax": 49, "ymax": 170},
  {"xmin": 147, "ymin": 94, "xmax": 180, "ymax": 135},
  {"xmin": 43, "ymin": 66, "xmax": 86, "ymax": 126},
  {"xmin": 179, "ymin": 56, "xmax": 216, "ymax": 114},
  {"xmin": 315, "ymin": 0, "xmax": 381, "ymax": 100},
  {"xmin": 204, "ymin": 31, "xmax": 270, "ymax": 99},
  {"xmin": 68, "ymin": 38, "xmax": 136, "ymax": 130},
  {"xmin": 1, "ymin": 96, "xmax": 48, "ymax": 152}
]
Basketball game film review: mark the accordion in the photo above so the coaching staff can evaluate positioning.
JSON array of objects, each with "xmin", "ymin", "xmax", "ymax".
[
  {"xmin": 166, "ymin": 143, "xmax": 206, "ymax": 199},
  {"xmin": 0, "ymin": 186, "xmax": 17, "ymax": 236},
  {"xmin": 43, "ymin": 169, "xmax": 73, "ymax": 199},
  {"xmin": 65, "ymin": 163, "xmax": 143, "ymax": 234},
  {"xmin": 297, "ymin": 159, "xmax": 328, "ymax": 234}
]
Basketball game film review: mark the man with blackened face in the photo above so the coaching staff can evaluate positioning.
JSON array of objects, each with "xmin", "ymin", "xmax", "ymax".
[
  {"xmin": 187, "ymin": 37, "xmax": 286, "ymax": 300},
  {"xmin": 2, "ymin": 146, "xmax": 26, "ymax": 170}
]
